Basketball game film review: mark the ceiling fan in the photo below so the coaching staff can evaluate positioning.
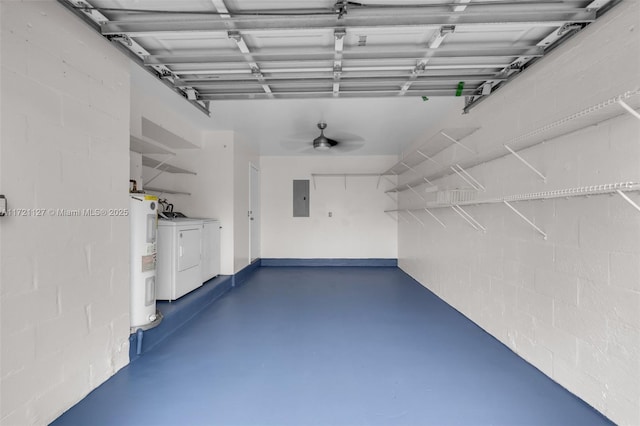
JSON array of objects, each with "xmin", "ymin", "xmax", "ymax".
[
  {"xmin": 282, "ymin": 122, "xmax": 365, "ymax": 153},
  {"xmin": 313, "ymin": 122, "xmax": 337, "ymax": 151}
]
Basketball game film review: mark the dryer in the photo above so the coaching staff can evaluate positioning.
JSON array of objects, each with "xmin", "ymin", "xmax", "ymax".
[
  {"xmin": 199, "ymin": 218, "xmax": 221, "ymax": 282},
  {"xmin": 156, "ymin": 218, "xmax": 203, "ymax": 300}
]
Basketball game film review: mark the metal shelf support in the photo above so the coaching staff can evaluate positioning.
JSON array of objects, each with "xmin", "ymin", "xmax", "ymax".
[
  {"xmin": 504, "ymin": 145, "xmax": 547, "ymax": 182},
  {"xmin": 451, "ymin": 164, "xmax": 486, "ymax": 191},
  {"xmin": 407, "ymin": 210, "xmax": 426, "ymax": 227},
  {"xmin": 391, "ymin": 182, "xmax": 639, "ymax": 236},
  {"xmin": 618, "ymin": 99, "xmax": 640, "ymax": 121},
  {"xmin": 414, "ymin": 91, "xmax": 640, "ymax": 188},
  {"xmin": 385, "ymin": 211, "xmax": 399, "ymax": 223},
  {"xmin": 416, "ymin": 150, "xmax": 440, "ymax": 165},
  {"xmin": 425, "ymin": 208, "xmax": 447, "ymax": 228},
  {"xmin": 401, "ymin": 162, "xmax": 419, "ymax": 174},
  {"xmin": 144, "ymin": 155, "xmax": 174, "ymax": 186},
  {"xmin": 441, "ymin": 131, "xmax": 475, "ymax": 154},
  {"xmin": 407, "ymin": 184, "xmax": 426, "ymax": 201},
  {"xmin": 616, "ymin": 190, "xmax": 640, "ymax": 213},
  {"xmin": 451, "ymin": 205, "xmax": 486, "ymax": 232},
  {"xmin": 503, "ymin": 201, "xmax": 547, "ymax": 239},
  {"xmin": 394, "ymin": 211, "xmax": 410, "ymax": 224}
]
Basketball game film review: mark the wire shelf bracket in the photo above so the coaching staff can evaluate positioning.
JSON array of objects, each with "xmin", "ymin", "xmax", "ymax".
[
  {"xmin": 504, "ymin": 145, "xmax": 547, "ymax": 182},
  {"xmin": 618, "ymin": 99, "xmax": 640, "ymax": 121},
  {"xmin": 401, "ymin": 162, "xmax": 419, "ymax": 174},
  {"xmin": 425, "ymin": 208, "xmax": 447, "ymax": 228},
  {"xmin": 407, "ymin": 210, "xmax": 426, "ymax": 227},
  {"xmin": 407, "ymin": 184, "xmax": 426, "ymax": 201},
  {"xmin": 392, "ymin": 182, "xmax": 640, "ymax": 236},
  {"xmin": 396, "ymin": 211, "xmax": 411, "ymax": 224},
  {"xmin": 503, "ymin": 200, "xmax": 547, "ymax": 240},
  {"xmin": 144, "ymin": 154, "xmax": 174, "ymax": 186},
  {"xmin": 616, "ymin": 190, "xmax": 640, "ymax": 213},
  {"xmin": 385, "ymin": 210, "xmax": 400, "ymax": 223},
  {"xmin": 416, "ymin": 150, "xmax": 440, "ymax": 165},
  {"xmin": 451, "ymin": 164, "xmax": 486, "ymax": 191},
  {"xmin": 451, "ymin": 205, "xmax": 486, "ymax": 232},
  {"xmin": 441, "ymin": 131, "xmax": 475, "ymax": 154},
  {"xmin": 418, "ymin": 91, "xmax": 640, "ymax": 188},
  {"xmin": 379, "ymin": 175, "xmax": 396, "ymax": 190},
  {"xmin": 385, "ymin": 192, "xmax": 398, "ymax": 202}
]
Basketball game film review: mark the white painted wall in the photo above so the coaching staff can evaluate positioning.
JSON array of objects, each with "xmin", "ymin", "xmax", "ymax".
[
  {"xmin": 129, "ymin": 151, "xmax": 142, "ymax": 190},
  {"xmin": 398, "ymin": 2, "xmax": 640, "ymax": 424},
  {"xmin": 151, "ymin": 130, "xmax": 259, "ymax": 275},
  {"xmin": 129, "ymin": 65, "xmax": 204, "ymax": 150},
  {"xmin": 0, "ymin": 2, "xmax": 131, "ymax": 424},
  {"xmin": 261, "ymin": 156, "xmax": 398, "ymax": 259},
  {"xmin": 172, "ymin": 131, "xmax": 236, "ymax": 275},
  {"xmin": 233, "ymin": 134, "xmax": 260, "ymax": 272}
]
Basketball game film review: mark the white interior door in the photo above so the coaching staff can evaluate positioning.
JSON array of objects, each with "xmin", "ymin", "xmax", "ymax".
[{"xmin": 249, "ymin": 163, "xmax": 260, "ymax": 263}]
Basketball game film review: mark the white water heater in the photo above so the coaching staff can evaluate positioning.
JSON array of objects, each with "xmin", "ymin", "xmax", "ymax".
[{"xmin": 130, "ymin": 194, "xmax": 159, "ymax": 329}]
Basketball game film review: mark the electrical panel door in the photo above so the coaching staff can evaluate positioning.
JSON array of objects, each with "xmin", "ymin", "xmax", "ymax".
[{"xmin": 293, "ymin": 179, "xmax": 310, "ymax": 217}]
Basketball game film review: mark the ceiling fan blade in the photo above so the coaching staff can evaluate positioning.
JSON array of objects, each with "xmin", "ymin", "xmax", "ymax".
[
  {"xmin": 280, "ymin": 140, "xmax": 306, "ymax": 151},
  {"xmin": 325, "ymin": 131, "xmax": 364, "ymax": 142},
  {"xmin": 326, "ymin": 137, "xmax": 340, "ymax": 147},
  {"xmin": 334, "ymin": 141, "xmax": 366, "ymax": 152}
]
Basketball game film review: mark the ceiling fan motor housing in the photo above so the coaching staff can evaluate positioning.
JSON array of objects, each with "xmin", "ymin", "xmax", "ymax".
[{"xmin": 313, "ymin": 122, "xmax": 337, "ymax": 150}]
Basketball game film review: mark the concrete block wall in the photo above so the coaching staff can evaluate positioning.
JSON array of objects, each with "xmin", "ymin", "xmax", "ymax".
[
  {"xmin": 1, "ymin": 2, "xmax": 131, "ymax": 424},
  {"xmin": 129, "ymin": 65, "xmax": 205, "ymax": 151},
  {"xmin": 398, "ymin": 2, "xmax": 640, "ymax": 424}
]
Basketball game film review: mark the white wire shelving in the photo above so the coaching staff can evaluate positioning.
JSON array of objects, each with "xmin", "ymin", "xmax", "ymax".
[
  {"xmin": 387, "ymin": 90, "xmax": 640, "ymax": 200},
  {"xmin": 143, "ymin": 186, "xmax": 192, "ymax": 196},
  {"xmin": 382, "ymin": 127, "xmax": 480, "ymax": 194},
  {"xmin": 416, "ymin": 89, "xmax": 640, "ymax": 185},
  {"xmin": 130, "ymin": 133, "xmax": 198, "ymax": 195},
  {"xmin": 387, "ymin": 182, "xmax": 640, "ymax": 238},
  {"xmin": 388, "ymin": 89, "xmax": 640, "ymax": 237},
  {"xmin": 310, "ymin": 173, "xmax": 386, "ymax": 190}
]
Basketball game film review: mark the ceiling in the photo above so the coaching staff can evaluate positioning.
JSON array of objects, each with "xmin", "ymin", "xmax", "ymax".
[
  {"xmin": 60, "ymin": 0, "xmax": 619, "ymax": 156},
  {"xmin": 131, "ymin": 63, "xmax": 464, "ymax": 156}
]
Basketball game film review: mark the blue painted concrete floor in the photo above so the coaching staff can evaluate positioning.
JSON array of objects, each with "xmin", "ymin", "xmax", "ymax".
[{"xmin": 53, "ymin": 267, "xmax": 612, "ymax": 426}]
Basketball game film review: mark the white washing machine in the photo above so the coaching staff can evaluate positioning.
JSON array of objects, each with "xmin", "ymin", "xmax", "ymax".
[{"xmin": 156, "ymin": 218, "xmax": 203, "ymax": 300}]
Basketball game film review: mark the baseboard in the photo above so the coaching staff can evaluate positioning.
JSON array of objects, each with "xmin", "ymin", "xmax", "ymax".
[
  {"xmin": 129, "ymin": 275, "xmax": 233, "ymax": 362},
  {"xmin": 129, "ymin": 260, "xmax": 264, "ymax": 361},
  {"xmin": 232, "ymin": 259, "xmax": 261, "ymax": 287},
  {"xmin": 260, "ymin": 258, "xmax": 398, "ymax": 267},
  {"xmin": 129, "ymin": 259, "xmax": 395, "ymax": 360}
]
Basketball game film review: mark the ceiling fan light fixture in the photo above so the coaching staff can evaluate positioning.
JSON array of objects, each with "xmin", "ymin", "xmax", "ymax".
[{"xmin": 313, "ymin": 136, "xmax": 332, "ymax": 150}]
